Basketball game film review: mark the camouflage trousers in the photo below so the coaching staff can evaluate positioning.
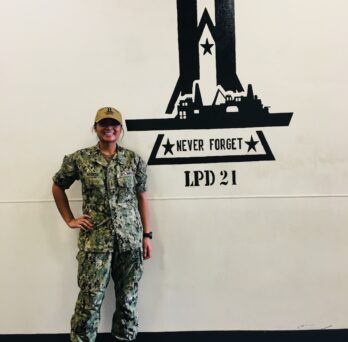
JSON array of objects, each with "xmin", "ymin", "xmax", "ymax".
[{"xmin": 70, "ymin": 247, "xmax": 143, "ymax": 342}]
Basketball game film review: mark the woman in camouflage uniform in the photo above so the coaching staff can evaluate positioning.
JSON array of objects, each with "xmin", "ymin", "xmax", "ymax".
[{"xmin": 52, "ymin": 107, "xmax": 152, "ymax": 342}]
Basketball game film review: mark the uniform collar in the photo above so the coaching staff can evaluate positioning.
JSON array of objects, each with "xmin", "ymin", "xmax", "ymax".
[{"xmin": 91, "ymin": 143, "xmax": 126, "ymax": 166}]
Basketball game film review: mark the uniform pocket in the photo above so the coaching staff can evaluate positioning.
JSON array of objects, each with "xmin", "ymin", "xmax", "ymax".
[
  {"xmin": 85, "ymin": 176, "xmax": 104, "ymax": 188},
  {"xmin": 117, "ymin": 174, "xmax": 135, "ymax": 189},
  {"xmin": 77, "ymin": 253, "xmax": 112, "ymax": 291},
  {"xmin": 76, "ymin": 250, "xmax": 85, "ymax": 263}
]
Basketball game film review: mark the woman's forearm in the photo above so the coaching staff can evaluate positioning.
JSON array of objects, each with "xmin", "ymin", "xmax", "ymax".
[
  {"xmin": 52, "ymin": 183, "xmax": 75, "ymax": 225},
  {"xmin": 137, "ymin": 192, "xmax": 150, "ymax": 233}
]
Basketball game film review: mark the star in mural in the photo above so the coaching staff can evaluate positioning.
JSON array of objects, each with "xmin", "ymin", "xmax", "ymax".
[
  {"xmin": 200, "ymin": 38, "xmax": 214, "ymax": 55},
  {"xmin": 245, "ymin": 136, "xmax": 259, "ymax": 152},
  {"xmin": 162, "ymin": 138, "xmax": 175, "ymax": 155}
]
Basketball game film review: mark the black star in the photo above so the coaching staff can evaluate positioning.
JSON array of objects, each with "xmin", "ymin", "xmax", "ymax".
[
  {"xmin": 200, "ymin": 38, "xmax": 214, "ymax": 55},
  {"xmin": 162, "ymin": 138, "xmax": 175, "ymax": 156},
  {"xmin": 245, "ymin": 136, "xmax": 259, "ymax": 152}
]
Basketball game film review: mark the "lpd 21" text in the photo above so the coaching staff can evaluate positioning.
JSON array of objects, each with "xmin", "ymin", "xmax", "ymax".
[{"xmin": 184, "ymin": 170, "xmax": 237, "ymax": 187}]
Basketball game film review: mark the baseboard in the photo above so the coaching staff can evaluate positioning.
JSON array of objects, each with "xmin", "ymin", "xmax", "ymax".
[{"xmin": 1, "ymin": 330, "xmax": 348, "ymax": 342}]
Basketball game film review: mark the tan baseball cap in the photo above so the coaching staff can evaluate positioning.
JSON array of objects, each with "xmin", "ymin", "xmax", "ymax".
[{"xmin": 95, "ymin": 107, "xmax": 123, "ymax": 125}]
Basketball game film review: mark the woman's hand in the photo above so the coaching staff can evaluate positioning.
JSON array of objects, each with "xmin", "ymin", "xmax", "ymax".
[
  {"xmin": 143, "ymin": 238, "xmax": 152, "ymax": 260},
  {"xmin": 67, "ymin": 215, "xmax": 93, "ymax": 231}
]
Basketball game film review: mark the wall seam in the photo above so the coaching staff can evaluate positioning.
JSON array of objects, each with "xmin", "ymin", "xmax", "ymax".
[{"xmin": 0, "ymin": 194, "xmax": 348, "ymax": 204}]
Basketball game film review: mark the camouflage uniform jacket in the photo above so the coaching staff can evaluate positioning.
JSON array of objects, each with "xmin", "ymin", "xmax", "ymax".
[{"xmin": 53, "ymin": 144, "xmax": 147, "ymax": 253}]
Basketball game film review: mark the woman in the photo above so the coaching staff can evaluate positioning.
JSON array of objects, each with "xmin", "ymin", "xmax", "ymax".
[{"xmin": 52, "ymin": 107, "xmax": 152, "ymax": 342}]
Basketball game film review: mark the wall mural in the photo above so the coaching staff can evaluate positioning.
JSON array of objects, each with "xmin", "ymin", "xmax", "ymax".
[{"xmin": 126, "ymin": 0, "xmax": 293, "ymax": 178}]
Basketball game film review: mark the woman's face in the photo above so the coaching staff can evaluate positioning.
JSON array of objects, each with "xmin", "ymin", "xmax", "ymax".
[{"xmin": 95, "ymin": 118, "xmax": 122, "ymax": 143}]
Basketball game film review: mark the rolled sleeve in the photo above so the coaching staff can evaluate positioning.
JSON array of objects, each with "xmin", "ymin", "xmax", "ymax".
[
  {"xmin": 135, "ymin": 156, "xmax": 147, "ymax": 193},
  {"xmin": 52, "ymin": 154, "xmax": 79, "ymax": 190}
]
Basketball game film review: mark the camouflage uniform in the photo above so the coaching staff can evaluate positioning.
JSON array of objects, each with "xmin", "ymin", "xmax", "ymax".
[{"xmin": 53, "ymin": 144, "xmax": 147, "ymax": 341}]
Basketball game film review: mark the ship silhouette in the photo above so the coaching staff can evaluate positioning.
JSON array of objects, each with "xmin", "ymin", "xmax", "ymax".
[{"xmin": 126, "ymin": 82, "xmax": 292, "ymax": 131}]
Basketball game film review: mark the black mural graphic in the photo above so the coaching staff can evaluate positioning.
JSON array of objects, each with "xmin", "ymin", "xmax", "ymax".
[
  {"xmin": 126, "ymin": 0, "xmax": 293, "ymax": 165},
  {"xmin": 126, "ymin": 0, "xmax": 293, "ymax": 132},
  {"xmin": 147, "ymin": 131, "xmax": 274, "ymax": 165}
]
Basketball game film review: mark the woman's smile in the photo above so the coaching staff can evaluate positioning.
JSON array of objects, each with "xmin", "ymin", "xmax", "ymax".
[
  {"xmin": 95, "ymin": 118, "xmax": 122, "ymax": 143},
  {"xmin": 103, "ymin": 129, "xmax": 116, "ymax": 137}
]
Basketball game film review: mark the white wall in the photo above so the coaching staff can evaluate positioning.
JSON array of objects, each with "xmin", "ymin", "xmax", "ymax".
[{"xmin": 0, "ymin": 0, "xmax": 347, "ymax": 334}]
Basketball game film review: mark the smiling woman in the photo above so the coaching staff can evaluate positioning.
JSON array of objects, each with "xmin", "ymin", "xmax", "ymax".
[{"xmin": 52, "ymin": 107, "xmax": 152, "ymax": 342}]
